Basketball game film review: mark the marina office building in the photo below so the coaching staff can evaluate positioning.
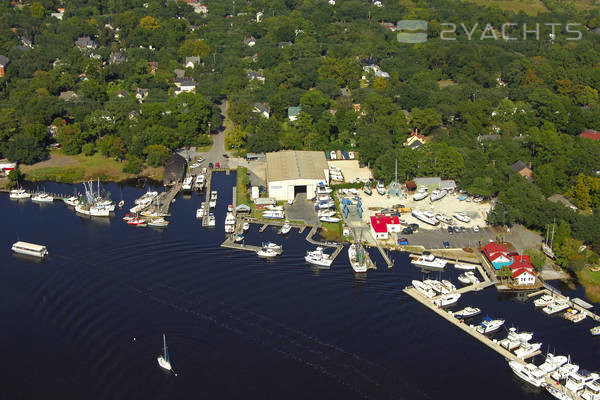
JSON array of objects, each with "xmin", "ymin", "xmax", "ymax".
[{"xmin": 266, "ymin": 151, "xmax": 330, "ymax": 202}]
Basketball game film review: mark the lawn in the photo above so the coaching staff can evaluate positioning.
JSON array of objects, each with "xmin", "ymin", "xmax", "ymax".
[
  {"xmin": 462, "ymin": 0, "xmax": 547, "ymax": 14},
  {"xmin": 236, "ymin": 166, "xmax": 252, "ymax": 206},
  {"xmin": 578, "ymin": 268, "xmax": 600, "ymax": 303},
  {"xmin": 21, "ymin": 151, "xmax": 163, "ymax": 183}
]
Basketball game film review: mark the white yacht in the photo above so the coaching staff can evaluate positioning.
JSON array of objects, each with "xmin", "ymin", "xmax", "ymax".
[
  {"xmin": 263, "ymin": 210, "xmax": 285, "ymax": 219},
  {"xmin": 543, "ymin": 301, "xmax": 570, "ymax": 315},
  {"xmin": 411, "ymin": 210, "xmax": 439, "ymax": 226},
  {"xmin": 148, "ymin": 218, "xmax": 169, "ymax": 228},
  {"xmin": 157, "ymin": 334, "xmax": 172, "ymax": 371},
  {"xmin": 474, "ymin": 317, "xmax": 504, "ymax": 334},
  {"xmin": 257, "ymin": 247, "xmax": 280, "ymax": 258},
  {"xmin": 11, "ymin": 241, "xmax": 48, "ymax": 258},
  {"xmin": 542, "ymin": 383, "xmax": 573, "ymax": 400},
  {"xmin": 453, "ymin": 307, "xmax": 481, "ymax": 319},
  {"xmin": 429, "ymin": 189, "xmax": 447, "ymax": 202},
  {"xmin": 196, "ymin": 204, "xmax": 205, "ymax": 219},
  {"xmin": 508, "ymin": 361, "xmax": 547, "ymax": 387},
  {"xmin": 135, "ymin": 190, "xmax": 158, "ymax": 205},
  {"xmin": 348, "ymin": 243, "xmax": 373, "ymax": 273},
  {"xmin": 305, "ymin": 247, "xmax": 333, "ymax": 267},
  {"xmin": 182, "ymin": 176, "xmax": 193, "ymax": 192},
  {"xmin": 318, "ymin": 209, "xmax": 336, "ymax": 217},
  {"xmin": 552, "ymin": 362, "xmax": 580, "ymax": 382},
  {"xmin": 534, "ymin": 294, "xmax": 555, "ymax": 307},
  {"xmin": 207, "ymin": 213, "xmax": 216, "ymax": 227},
  {"xmin": 31, "ymin": 192, "xmax": 54, "ymax": 203},
  {"xmin": 514, "ymin": 342, "xmax": 542, "ymax": 359},
  {"xmin": 316, "ymin": 184, "xmax": 332, "ymax": 195},
  {"xmin": 538, "ymin": 354, "xmax": 568, "ymax": 374},
  {"xmin": 435, "ymin": 214, "xmax": 452, "ymax": 224},
  {"xmin": 279, "ymin": 221, "xmax": 291, "ymax": 234},
  {"xmin": 453, "ymin": 212, "xmax": 471, "ymax": 223},
  {"xmin": 243, "ymin": 222, "xmax": 250, "ymax": 231},
  {"xmin": 376, "ymin": 182, "xmax": 386, "ymax": 195},
  {"xmin": 566, "ymin": 370, "xmax": 600, "ymax": 393},
  {"xmin": 441, "ymin": 280, "xmax": 456, "ymax": 292},
  {"xmin": 413, "ymin": 187, "xmax": 428, "ymax": 201},
  {"xmin": 411, "ymin": 253, "xmax": 447, "ymax": 270},
  {"xmin": 433, "ymin": 293, "xmax": 461, "ymax": 307},
  {"xmin": 458, "ymin": 271, "xmax": 480, "ymax": 285},
  {"xmin": 591, "ymin": 326, "xmax": 600, "ymax": 336},
  {"xmin": 224, "ymin": 212, "xmax": 236, "ymax": 233},
  {"xmin": 9, "ymin": 188, "xmax": 30, "ymax": 200},
  {"xmin": 262, "ymin": 242, "xmax": 282, "ymax": 252},
  {"xmin": 506, "ymin": 327, "xmax": 534, "ymax": 344},
  {"xmin": 412, "ymin": 280, "xmax": 436, "ymax": 298},
  {"xmin": 320, "ymin": 216, "xmax": 341, "ymax": 223},
  {"xmin": 581, "ymin": 379, "xmax": 600, "ymax": 400},
  {"xmin": 209, "ymin": 191, "xmax": 217, "ymax": 208},
  {"xmin": 424, "ymin": 279, "xmax": 450, "ymax": 295},
  {"xmin": 63, "ymin": 196, "xmax": 80, "ymax": 207},
  {"xmin": 194, "ymin": 174, "xmax": 205, "ymax": 190},
  {"xmin": 454, "ymin": 263, "xmax": 477, "ymax": 271}
]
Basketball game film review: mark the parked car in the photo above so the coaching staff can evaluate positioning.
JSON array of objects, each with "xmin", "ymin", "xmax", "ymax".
[
  {"xmin": 208, "ymin": 162, "xmax": 214, "ymax": 169},
  {"xmin": 448, "ymin": 226, "xmax": 454, "ymax": 235},
  {"xmin": 223, "ymin": 154, "xmax": 229, "ymax": 158},
  {"xmin": 215, "ymin": 162, "xmax": 221, "ymax": 168},
  {"xmin": 409, "ymin": 223, "xmax": 419, "ymax": 231},
  {"xmin": 398, "ymin": 238, "xmax": 409, "ymax": 245},
  {"xmin": 402, "ymin": 227, "xmax": 413, "ymax": 235},
  {"xmin": 443, "ymin": 241, "xmax": 450, "ymax": 248}
]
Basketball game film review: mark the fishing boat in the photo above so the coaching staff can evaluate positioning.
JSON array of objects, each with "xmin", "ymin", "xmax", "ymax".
[
  {"xmin": 376, "ymin": 181, "xmax": 386, "ymax": 195},
  {"xmin": 9, "ymin": 187, "xmax": 30, "ymax": 200},
  {"xmin": 279, "ymin": 220, "xmax": 291, "ymax": 234},
  {"xmin": 590, "ymin": 326, "xmax": 600, "ymax": 336},
  {"xmin": 453, "ymin": 212, "xmax": 471, "ymax": 223},
  {"xmin": 411, "ymin": 253, "xmax": 447, "ymax": 270},
  {"xmin": 233, "ymin": 233, "xmax": 244, "ymax": 243},
  {"xmin": 194, "ymin": 174, "xmax": 205, "ymax": 190},
  {"xmin": 454, "ymin": 263, "xmax": 477, "ymax": 271},
  {"xmin": 11, "ymin": 241, "xmax": 48, "ymax": 258},
  {"xmin": 539, "ymin": 353, "xmax": 568, "ymax": 374},
  {"xmin": 224, "ymin": 212, "xmax": 236, "ymax": 233},
  {"xmin": 63, "ymin": 196, "xmax": 80, "ymax": 207},
  {"xmin": 474, "ymin": 317, "xmax": 505, "ymax": 334},
  {"xmin": 533, "ymin": 294, "xmax": 554, "ymax": 307},
  {"xmin": 76, "ymin": 204, "xmax": 110, "ymax": 217},
  {"xmin": 514, "ymin": 341, "xmax": 543, "ymax": 359},
  {"xmin": 243, "ymin": 222, "xmax": 250, "ymax": 231},
  {"xmin": 320, "ymin": 216, "xmax": 341, "ymax": 223},
  {"xmin": 363, "ymin": 185, "xmax": 372, "ymax": 196},
  {"xmin": 508, "ymin": 361, "xmax": 547, "ymax": 387},
  {"xmin": 543, "ymin": 300, "xmax": 570, "ymax": 315},
  {"xmin": 305, "ymin": 247, "xmax": 333, "ymax": 267},
  {"xmin": 429, "ymin": 189, "xmax": 447, "ymax": 202},
  {"xmin": 411, "ymin": 210, "xmax": 439, "ymax": 226},
  {"xmin": 157, "ymin": 334, "xmax": 172, "ymax": 371},
  {"xmin": 182, "ymin": 176, "xmax": 193, "ymax": 192},
  {"xmin": 148, "ymin": 218, "xmax": 169, "ymax": 228},
  {"xmin": 505, "ymin": 327, "xmax": 534, "ymax": 344},
  {"xmin": 453, "ymin": 306, "xmax": 481, "ymax": 319},
  {"xmin": 433, "ymin": 293, "xmax": 461, "ymax": 307},
  {"xmin": 542, "ymin": 383, "xmax": 572, "ymax": 400},
  {"xmin": 257, "ymin": 247, "xmax": 280, "ymax": 258},
  {"xmin": 348, "ymin": 243, "xmax": 374, "ymax": 273},
  {"xmin": 127, "ymin": 217, "xmax": 147, "ymax": 227},
  {"xmin": 412, "ymin": 280, "xmax": 436, "ymax": 298},
  {"xmin": 31, "ymin": 192, "xmax": 54, "ymax": 203}
]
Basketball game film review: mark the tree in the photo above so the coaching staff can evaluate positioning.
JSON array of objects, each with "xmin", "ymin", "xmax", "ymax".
[
  {"xmin": 410, "ymin": 108, "xmax": 442, "ymax": 134},
  {"xmin": 30, "ymin": 2, "xmax": 45, "ymax": 19},
  {"xmin": 82, "ymin": 143, "xmax": 96, "ymax": 156},
  {"xmin": 525, "ymin": 249, "xmax": 546, "ymax": 271},
  {"xmin": 7, "ymin": 168, "xmax": 24, "ymax": 187},
  {"xmin": 144, "ymin": 144, "xmax": 171, "ymax": 167},
  {"xmin": 225, "ymin": 126, "xmax": 248, "ymax": 150},
  {"xmin": 178, "ymin": 39, "xmax": 211, "ymax": 58},
  {"xmin": 123, "ymin": 155, "xmax": 142, "ymax": 174},
  {"xmin": 4, "ymin": 133, "xmax": 48, "ymax": 164},
  {"xmin": 139, "ymin": 16, "xmax": 160, "ymax": 30}
]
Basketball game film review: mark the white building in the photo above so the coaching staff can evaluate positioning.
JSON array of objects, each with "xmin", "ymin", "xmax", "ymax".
[
  {"xmin": 266, "ymin": 151, "xmax": 329, "ymax": 202},
  {"xmin": 513, "ymin": 268, "xmax": 536, "ymax": 286},
  {"xmin": 370, "ymin": 215, "xmax": 401, "ymax": 240}
]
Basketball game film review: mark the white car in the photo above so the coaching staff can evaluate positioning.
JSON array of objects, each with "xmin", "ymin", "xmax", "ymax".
[
  {"xmin": 473, "ymin": 226, "xmax": 480, "ymax": 232},
  {"xmin": 190, "ymin": 163, "xmax": 200, "ymax": 168}
]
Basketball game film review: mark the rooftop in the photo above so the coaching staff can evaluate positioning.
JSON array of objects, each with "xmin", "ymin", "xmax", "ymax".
[
  {"xmin": 266, "ymin": 151, "xmax": 328, "ymax": 182},
  {"xmin": 370, "ymin": 215, "xmax": 400, "ymax": 233}
]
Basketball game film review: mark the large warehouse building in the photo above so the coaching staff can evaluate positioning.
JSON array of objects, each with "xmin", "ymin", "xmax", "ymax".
[{"xmin": 266, "ymin": 151, "xmax": 329, "ymax": 202}]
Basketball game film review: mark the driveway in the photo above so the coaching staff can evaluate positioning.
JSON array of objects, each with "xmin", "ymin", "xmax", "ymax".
[{"xmin": 286, "ymin": 193, "xmax": 318, "ymax": 225}]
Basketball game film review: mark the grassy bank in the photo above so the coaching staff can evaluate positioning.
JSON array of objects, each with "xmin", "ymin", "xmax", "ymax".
[
  {"xmin": 320, "ymin": 222, "xmax": 345, "ymax": 242},
  {"xmin": 236, "ymin": 166, "xmax": 251, "ymax": 206},
  {"xmin": 578, "ymin": 268, "xmax": 600, "ymax": 303},
  {"xmin": 20, "ymin": 151, "xmax": 163, "ymax": 183}
]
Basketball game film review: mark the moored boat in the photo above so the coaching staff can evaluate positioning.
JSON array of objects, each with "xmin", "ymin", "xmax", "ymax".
[
  {"xmin": 453, "ymin": 306, "xmax": 481, "ymax": 319},
  {"xmin": 590, "ymin": 326, "xmax": 600, "ymax": 336},
  {"xmin": 411, "ymin": 253, "xmax": 447, "ymax": 270},
  {"xmin": 454, "ymin": 263, "xmax": 477, "ymax": 271},
  {"xmin": 348, "ymin": 243, "xmax": 374, "ymax": 273},
  {"xmin": 234, "ymin": 233, "xmax": 244, "ymax": 243},
  {"xmin": 543, "ymin": 300, "xmax": 570, "ymax": 315},
  {"xmin": 514, "ymin": 341, "xmax": 542, "ymax": 359},
  {"xmin": 305, "ymin": 247, "xmax": 333, "ymax": 267},
  {"xmin": 63, "ymin": 196, "xmax": 80, "ymax": 207},
  {"xmin": 533, "ymin": 294, "xmax": 554, "ymax": 307},
  {"xmin": 433, "ymin": 293, "xmax": 461, "ymax": 307},
  {"xmin": 412, "ymin": 280, "xmax": 436, "ymax": 298},
  {"xmin": 31, "ymin": 192, "xmax": 54, "ymax": 203},
  {"xmin": 9, "ymin": 188, "xmax": 30, "ymax": 200},
  {"xmin": 508, "ymin": 361, "xmax": 547, "ymax": 387},
  {"xmin": 148, "ymin": 218, "xmax": 169, "ymax": 228},
  {"xmin": 474, "ymin": 316, "xmax": 505, "ymax": 334},
  {"xmin": 243, "ymin": 222, "xmax": 250, "ymax": 231},
  {"xmin": 11, "ymin": 241, "xmax": 48, "ymax": 258},
  {"xmin": 539, "ymin": 353, "xmax": 568, "ymax": 374},
  {"xmin": 257, "ymin": 247, "xmax": 280, "ymax": 258},
  {"xmin": 279, "ymin": 220, "xmax": 291, "ymax": 234}
]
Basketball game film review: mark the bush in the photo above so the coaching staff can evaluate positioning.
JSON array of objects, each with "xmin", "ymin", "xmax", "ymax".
[
  {"xmin": 144, "ymin": 144, "xmax": 171, "ymax": 167},
  {"xmin": 123, "ymin": 156, "xmax": 142, "ymax": 174},
  {"xmin": 81, "ymin": 143, "xmax": 96, "ymax": 156}
]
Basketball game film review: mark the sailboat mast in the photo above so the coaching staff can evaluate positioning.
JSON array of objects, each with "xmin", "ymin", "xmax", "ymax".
[{"xmin": 163, "ymin": 334, "xmax": 167, "ymax": 360}]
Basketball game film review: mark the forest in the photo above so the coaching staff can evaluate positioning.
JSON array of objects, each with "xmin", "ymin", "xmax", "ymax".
[{"xmin": 1, "ymin": 0, "xmax": 600, "ymax": 268}]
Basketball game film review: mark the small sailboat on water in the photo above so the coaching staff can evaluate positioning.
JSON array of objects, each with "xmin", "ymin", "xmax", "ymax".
[{"xmin": 157, "ymin": 334, "xmax": 172, "ymax": 372}]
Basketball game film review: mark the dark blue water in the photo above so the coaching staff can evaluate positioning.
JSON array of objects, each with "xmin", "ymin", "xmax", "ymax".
[{"xmin": 1, "ymin": 173, "xmax": 598, "ymax": 399}]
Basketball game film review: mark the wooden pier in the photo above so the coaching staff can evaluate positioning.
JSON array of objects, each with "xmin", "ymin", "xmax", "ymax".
[
  {"xmin": 201, "ymin": 169, "xmax": 213, "ymax": 227},
  {"xmin": 220, "ymin": 237, "xmax": 262, "ymax": 252}
]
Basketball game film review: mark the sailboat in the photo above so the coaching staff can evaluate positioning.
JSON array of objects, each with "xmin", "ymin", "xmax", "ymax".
[{"xmin": 157, "ymin": 334, "xmax": 172, "ymax": 371}]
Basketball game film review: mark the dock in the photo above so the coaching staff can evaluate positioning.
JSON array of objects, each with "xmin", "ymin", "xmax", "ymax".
[
  {"xmin": 152, "ymin": 183, "xmax": 181, "ymax": 216},
  {"xmin": 531, "ymin": 285, "xmax": 600, "ymax": 322},
  {"xmin": 201, "ymin": 169, "xmax": 213, "ymax": 227},
  {"xmin": 220, "ymin": 237, "xmax": 262, "ymax": 252}
]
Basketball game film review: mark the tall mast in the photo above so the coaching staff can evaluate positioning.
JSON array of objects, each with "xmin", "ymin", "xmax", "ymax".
[{"xmin": 163, "ymin": 334, "xmax": 167, "ymax": 360}]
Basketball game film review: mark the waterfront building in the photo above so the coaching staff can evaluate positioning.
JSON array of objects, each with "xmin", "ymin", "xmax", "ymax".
[
  {"xmin": 369, "ymin": 215, "xmax": 401, "ymax": 240},
  {"xmin": 266, "ymin": 151, "xmax": 329, "ymax": 202}
]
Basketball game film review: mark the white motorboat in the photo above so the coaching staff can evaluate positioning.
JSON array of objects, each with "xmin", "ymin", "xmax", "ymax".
[
  {"xmin": 551, "ymin": 362, "xmax": 580, "ymax": 382},
  {"xmin": 412, "ymin": 280, "xmax": 436, "ymax": 298},
  {"xmin": 75, "ymin": 204, "xmax": 110, "ymax": 217},
  {"xmin": 135, "ymin": 190, "xmax": 158, "ymax": 205},
  {"xmin": 118, "ymin": 200, "xmax": 124, "ymax": 208},
  {"xmin": 413, "ymin": 188, "xmax": 428, "ymax": 201},
  {"xmin": 9, "ymin": 188, "xmax": 30, "ymax": 200},
  {"xmin": 262, "ymin": 242, "xmax": 282, "ymax": 252},
  {"xmin": 429, "ymin": 189, "xmax": 447, "ymax": 202},
  {"xmin": 318, "ymin": 209, "xmax": 336, "ymax": 217},
  {"xmin": 506, "ymin": 327, "xmax": 534, "ymax": 344},
  {"xmin": 411, "ymin": 253, "xmax": 447, "ymax": 270},
  {"xmin": 148, "ymin": 218, "xmax": 169, "ymax": 228},
  {"xmin": 196, "ymin": 207, "xmax": 204, "ymax": 219},
  {"xmin": 209, "ymin": 190, "xmax": 217, "ymax": 208},
  {"xmin": 243, "ymin": 222, "xmax": 250, "ymax": 231},
  {"xmin": 542, "ymin": 383, "xmax": 573, "ymax": 400},
  {"xmin": 263, "ymin": 210, "xmax": 284, "ymax": 219},
  {"xmin": 11, "ymin": 241, "xmax": 48, "ymax": 258},
  {"xmin": 580, "ymin": 379, "xmax": 600, "ymax": 400},
  {"xmin": 590, "ymin": 326, "xmax": 600, "ymax": 336},
  {"xmin": 257, "ymin": 247, "xmax": 280, "ymax": 258},
  {"xmin": 441, "ymin": 280, "xmax": 456, "ymax": 292},
  {"xmin": 534, "ymin": 294, "xmax": 555, "ymax": 307},
  {"xmin": 194, "ymin": 174, "xmax": 205, "ymax": 190},
  {"xmin": 266, "ymin": 204, "xmax": 284, "ymax": 211},
  {"xmin": 316, "ymin": 184, "xmax": 332, "ymax": 195},
  {"xmin": 63, "ymin": 196, "xmax": 80, "ymax": 207},
  {"xmin": 207, "ymin": 213, "xmax": 216, "ymax": 227},
  {"xmin": 474, "ymin": 317, "xmax": 505, "ymax": 334},
  {"xmin": 31, "ymin": 192, "xmax": 54, "ymax": 203},
  {"xmin": 227, "ymin": 204, "xmax": 233, "ymax": 212},
  {"xmin": 435, "ymin": 214, "xmax": 452, "ymax": 224},
  {"xmin": 316, "ymin": 194, "xmax": 332, "ymax": 202},
  {"xmin": 433, "ymin": 293, "xmax": 461, "ymax": 307},
  {"xmin": 508, "ymin": 361, "xmax": 547, "ymax": 387},
  {"xmin": 454, "ymin": 263, "xmax": 477, "ymax": 271},
  {"xmin": 543, "ymin": 301, "xmax": 570, "ymax": 315},
  {"xmin": 538, "ymin": 353, "xmax": 568, "ymax": 374},
  {"xmin": 453, "ymin": 212, "xmax": 471, "ymax": 223},
  {"xmin": 458, "ymin": 271, "xmax": 480, "ymax": 285},
  {"xmin": 320, "ymin": 216, "xmax": 341, "ymax": 223},
  {"xmin": 500, "ymin": 338, "xmax": 522, "ymax": 351},
  {"xmin": 565, "ymin": 309, "xmax": 587, "ymax": 323},
  {"xmin": 182, "ymin": 176, "xmax": 193, "ymax": 192},
  {"xmin": 317, "ymin": 200, "xmax": 335, "ymax": 209},
  {"xmin": 566, "ymin": 370, "xmax": 600, "ymax": 393},
  {"xmin": 423, "ymin": 279, "xmax": 449, "ymax": 295},
  {"xmin": 233, "ymin": 233, "xmax": 244, "ymax": 243},
  {"xmin": 225, "ymin": 212, "xmax": 236, "ymax": 233},
  {"xmin": 348, "ymin": 243, "xmax": 373, "ymax": 273},
  {"xmin": 279, "ymin": 221, "xmax": 291, "ymax": 234},
  {"xmin": 514, "ymin": 342, "xmax": 542, "ymax": 359},
  {"xmin": 95, "ymin": 199, "xmax": 115, "ymax": 212},
  {"xmin": 411, "ymin": 210, "xmax": 439, "ymax": 226},
  {"xmin": 376, "ymin": 182, "xmax": 386, "ymax": 195},
  {"xmin": 453, "ymin": 306, "xmax": 481, "ymax": 319},
  {"xmin": 157, "ymin": 334, "xmax": 172, "ymax": 371},
  {"xmin": 305, "ymin": 247, "xmax": 333, "ymax": 267}
]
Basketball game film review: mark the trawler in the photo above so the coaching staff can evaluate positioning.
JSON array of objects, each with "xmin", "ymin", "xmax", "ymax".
[
  {"xmin": 31, "ymin": 192, "xmax": 54, "ymax": 203},
  {"xmin": 433, "ymin": 293, "xmax": 461, "ymax": 307},
  {"xmin": 348, "ymin": 243, "xmax": 374, "ymax": 273},
  {"xmin": 9, "ymin": 187, "xmax": 30, "ymax": 200},
  {"xmin": 508, "ymin": 361, "xmax": 547, "ymax": 387}
]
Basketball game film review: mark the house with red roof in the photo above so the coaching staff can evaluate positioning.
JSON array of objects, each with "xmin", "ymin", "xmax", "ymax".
[
  {"xmin": 482, "ymin": 241, "xmax": 513, "ymax": 269},
  {"xmin": 512, "ymin": 268, "xmax": 536, "ymax": 286},
  {"xmin": 580, "ymin": 129, "xmax": 600, "ymax": 141},
  {"xmin": 509, "ymin": 255, "xmax": 534, "ymax": 271},
  {"xmin": 369, "ymin": 215, "xmax": 401, "ymax": 240}
]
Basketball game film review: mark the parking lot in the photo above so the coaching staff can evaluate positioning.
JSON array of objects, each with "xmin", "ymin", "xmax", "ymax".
[{"xmin": 399, "ymin": 226, "xmax": 496, "ymax": 250}]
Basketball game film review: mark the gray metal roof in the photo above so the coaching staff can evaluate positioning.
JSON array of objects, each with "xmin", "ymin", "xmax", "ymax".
[{"xmin": 266, "ymin": 151, "xmax": 328, "ymax": 182}]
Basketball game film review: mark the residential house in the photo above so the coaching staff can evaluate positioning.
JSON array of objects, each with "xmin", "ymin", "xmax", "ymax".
[
  {"xmin": 243, "ymin": 36, "xmax": 256, "ymax": 47},
  {"xmin": 115, "ymin": 90, "xmax": 129, "ymax": 99},
  {"xmin": 380, "ymin": 22, "xmax": 397, "ymax": 31},
  {"xmin": 256, "ymin": 11, "xmax": 263, "ymax": 22},
  {"xmin": 370, "ymin": 215, "xmax": 401, "ymax": 240},
  {"xmin": 512, "ymin": 268, "xmax": 536, "ymax": 286},
  {"xmin": 135, "ymin": 88, "xmax": 149, "ymax": 103},
  {"xmin": 278, "ymin": 41, "xmax": 293, "ymax": 48},
  {"xmin": 548, "ymin": 194, "xmax": 578, "ymax": 212},
  {"xmin": 288, "ymin": 106, "xmax": 302, "ymax": 122},
  {"xmin": 253, "ymin": 102, "xmax": 270, "ymax": 119},
  {"xmin": 174, "ymin": 69, "xmax": 185, "ymax": 79},
  {"xmin": 477, "ymin": 134, "xmax": 500, "ymax": 143},
  {"xmin": 580, "ymin": 129, "xmax": 600, "ymax": 141},
  {"xmin": 109, "ymin": 52, "xmax": 127, "ymax": 65},
  {"xmin": 20, "ymin": 37, "xmax": 33, "ymax": 48},
  {"xmin": 403, "ymin": 129, "xmax": 426, "ymax": 149},
  {"xmin": 511, "ymin": 160, "xmax": 533, "ymax": 182},
  {"xmin": 75, "ymin": 36, "xmax": 97, "ymax": 51},
  {"xmin": 185, "ymin": 56, "xmax": 201, "ymax": 69},
  {"xmin": 482, "ymin": 242, "xmax": 511, "ymax": 269},
  {"xmin": 174, "ymin": 78, "xmax": 197, "ymax": 95},
  {"xmin": 0, "ymin": 55, "xmax": 9, "ymax": 78},
  {"xmin": 181, "ymin": 0, "xmax": 207, "ymax": 13},
  {"xmin": 58, "ymin": 91, "xmax": 79, "ymax": 101},
  {"xmin": 51, "ymin": 9, "xmax": 64, "ymax": 19},
  {"xmin": 328, "ymin": 0, "xmax": 335, "ymax": 4},
  {"xmin": 362, "ymin": 64, "xmax": 390, "ymax": 79},
  {"xmin": 247, "ymin": 71, "xmax": 265, "ymax": 83}
]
